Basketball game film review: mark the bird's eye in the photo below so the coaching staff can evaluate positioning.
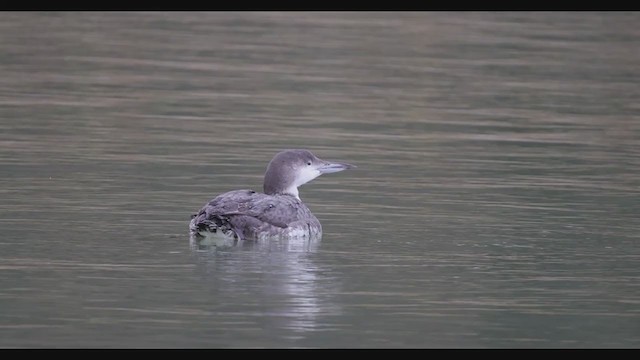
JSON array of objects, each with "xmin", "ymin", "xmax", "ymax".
[{"xmin": 307, "ymin": 162, "xmax": 312, "ymax": 166}]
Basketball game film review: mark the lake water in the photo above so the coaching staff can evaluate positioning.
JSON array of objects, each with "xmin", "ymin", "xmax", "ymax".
[{"xmin": 1, "ymin": 12, "xmax": 639, "ymax": 348}]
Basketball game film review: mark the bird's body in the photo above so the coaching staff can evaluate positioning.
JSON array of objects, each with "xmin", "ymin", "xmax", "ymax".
[{"xmin": 190, "ymin": 189, "xmax": 322, "ymax": 241}]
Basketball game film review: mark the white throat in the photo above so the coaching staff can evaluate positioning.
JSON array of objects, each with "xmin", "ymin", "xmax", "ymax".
[
  {"xmin": 284, "ymin": 186, "xmax": 300, "ymax": 200},
  {"xmin": 284, "ymin": 167, "xmax": 321, "ymax": 200}
]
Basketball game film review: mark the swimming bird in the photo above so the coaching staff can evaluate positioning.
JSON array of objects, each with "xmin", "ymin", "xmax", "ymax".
[{"xmin": 189, "ymin": 149, "xmax": 355, "ymax": 244}]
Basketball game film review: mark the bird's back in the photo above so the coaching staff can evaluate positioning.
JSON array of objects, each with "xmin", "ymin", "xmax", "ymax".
[{"xmin": 189, "ymin": 189, "xmax": 322, "ymax": 242}]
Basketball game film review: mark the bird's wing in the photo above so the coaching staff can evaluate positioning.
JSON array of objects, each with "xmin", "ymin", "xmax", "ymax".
[{"xmin": 191, "ymin": 190, "xmax": 298, "ymax": 240}]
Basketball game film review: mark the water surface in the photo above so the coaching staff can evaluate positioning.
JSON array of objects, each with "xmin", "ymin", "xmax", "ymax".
[{"xmin": 1, "ymin": 12, "xmax": 639, "ymax": 348}]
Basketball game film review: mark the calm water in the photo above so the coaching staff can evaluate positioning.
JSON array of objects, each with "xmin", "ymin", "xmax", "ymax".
[{"xmin": 1, "ymin": 12, "xmax": 639, "ymax": 348}]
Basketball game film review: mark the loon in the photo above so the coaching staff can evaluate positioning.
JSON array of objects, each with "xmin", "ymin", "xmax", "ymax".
[{"xmin": 189, "ymin": 149, "xmax": 355, "ymax": 244}]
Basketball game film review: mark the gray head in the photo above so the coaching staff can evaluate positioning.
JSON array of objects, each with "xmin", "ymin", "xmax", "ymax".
[{"xmin": 263, "ymin": 149, "xmax": 355, "ymax": 199}]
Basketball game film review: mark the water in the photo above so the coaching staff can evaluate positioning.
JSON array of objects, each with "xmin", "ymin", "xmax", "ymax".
[{"xmin": 1, "ymin": 12, "xmax": 639, "ymax": 348}]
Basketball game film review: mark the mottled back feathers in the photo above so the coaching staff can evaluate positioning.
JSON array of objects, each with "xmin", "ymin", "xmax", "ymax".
[{"xmin": 189, "ymin": 189, "xmax": 321, "ymax": 241}]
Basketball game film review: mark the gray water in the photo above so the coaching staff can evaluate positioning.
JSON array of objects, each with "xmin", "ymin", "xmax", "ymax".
[{"xmin": 1, "ymin": 12, "xmax": 639, "ymax": 348}]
